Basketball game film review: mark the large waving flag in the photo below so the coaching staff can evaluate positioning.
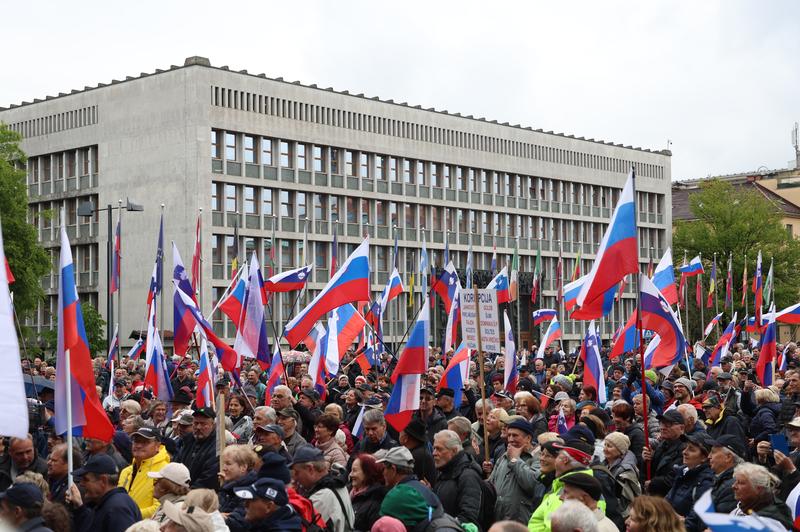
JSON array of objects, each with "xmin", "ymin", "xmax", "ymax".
[
  {"xmin": 776, "ymin": 302, "xmax": 800, "ymax": 324},
  {"xmin": 610, "ymin": 310, "xmax": 639, "ymax": 359},
  {"xmin": 692, "ymin": 489, "xmax": 787, "ymax": 532},
  {"xmin": 532, "ymin": 308, "xmax": 557, "ymax": 326},
  {"xmin": 218, "ymin": 265, "xmax": 246, "ymax": 324},
  {"xmin": 709, "ymin": 312, "xmax": 737, "ymax": 367},
  {"xmin": 568, "ymin": 274, "xmax": 618, "ymax": 320},
  {"xmin": 756, "ymin": 305, "xmax": 777, "ymax": 386},
  {"xmin": 109, "ymin": 219, "xmax": 121, "ymax": 295},
  {"xmin": 0, "ymin": 220, "xmax": 29, "ymax": 438},
  {"xmin": 385, "ymin": 299, "xmax": 429, "ymax": 432},
  {"xmin": 264, "ymin": 264, "xmax": 313, "ymax": 293},
  {"xmin": 55, "ymin": 216, "xmax": 114, "ymax": 442},
  {"xmin": 284, "ymin": 238, "xmax": 370, "ymax": 347},
  {"xmin": 563, "ymin": 277, "xmax": 583, "ymax": 312},
  {"xmin": 438, "ymin": 341, "xmax": 470, "ymax": 408},
  {"xmin": 503, "ymin": 311, "xmax": 518, "ymax": 394},
  {"xmin": 580, "ymin": 321, "xmax": 606, "ymax": 403},
  {"xmin": 173, "ymin": 280, "xmax": 238, "ymax": 370},
  {"xmin": 173, "ymin": 243, "xmax": 196, "ymax": 357},
  {"xmin": 434, "ymin": 262, "xmax": 459, "ymax": 314},
  {"xmin": 486, "ymin": 266, "xmax": 510, "ymax": 304},
  {"xmin": 335, "ymin": 304, "xmax": 368, "ymax": 356},
  {"xmin": 639, "ymin": 274, "xmax": 688, "ymax": 368},
  {"xmin": 536, "ymin": 316, "xmax": 562, "ymax": 358},
  {"xmin": 679, "ymin": 255, "xmax": 704, "ymax": 276},
  {"xmin": 144, "ymin": 301, "xmax": 173, "ymax": 400},
  {"xmin": 576, "ymin": 170, "xmax": 638, "ymax": 310},
  {"xmin": 195, "ymin": 337, "xmax": 216, "ymax": 409},
  {"xmin": 234, "ymin": 253, "xmax": 271, "ymax": 370}
]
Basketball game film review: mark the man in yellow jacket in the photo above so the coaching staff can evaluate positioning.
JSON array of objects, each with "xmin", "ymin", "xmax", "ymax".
[{"xmin": 118, "ymin": 426, "xmax": 170, "ymax": 518}]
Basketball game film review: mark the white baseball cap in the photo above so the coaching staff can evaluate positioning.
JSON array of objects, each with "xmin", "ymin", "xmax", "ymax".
[{"xmin": 147, "ymin": 463, "xmax": 191, "ymax": 488}]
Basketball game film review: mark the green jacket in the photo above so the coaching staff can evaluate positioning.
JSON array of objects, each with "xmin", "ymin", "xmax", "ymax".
[{"xmin": 527, "ymin": 467, "xmax": 606, "ymax": 532}]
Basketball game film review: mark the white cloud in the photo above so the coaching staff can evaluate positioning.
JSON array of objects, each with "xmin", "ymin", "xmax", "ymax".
[{"xmin": 2, "ymin": 0, "xmax": 798, "ymax": 180}]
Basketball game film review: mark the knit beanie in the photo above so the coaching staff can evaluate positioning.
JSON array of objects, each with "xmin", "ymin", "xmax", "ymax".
[
  {"xmin": 380, "ymin": 484, "xmax": 429, "ymax": 526},
  {"xmin": 605, "ymin": 432, "xmax": 631, "ymax": 455}
]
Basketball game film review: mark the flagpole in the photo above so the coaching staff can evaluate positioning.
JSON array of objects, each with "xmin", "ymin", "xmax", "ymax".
[
  {"xmin": 61, "ymin": 207, "xmax": 75, "ymax": 488},
  {"xmin": 198, "ymin": 208, "xmax": 204, "ymax": 312},
  {"xmin": 699, "ymin": 252, "xmax": 704, "ymax": 341},
  {"xmin": 393, "ymin": 224, "xmax": 399, "ymax": 349},
  {"xmin": 516, "ymin": 236, "xmax": 522, "ymax": 353},
  {"xmin": 714, "ymin": 252, "xmax": 720, "ymax": 335},
  {"xmin": 630, "ymin": 168, "xmax": 651, "ymax": 481},
  {"xmin": 744, "ymin": 254, "xmax": 749, "ymax": 343},
  {"xmin": 683, "ymin": 250, "xmax": 689, "ymax": 343},
  {"xmin": 159, "ymin": 204, "xmax": 165, "ymax": 333},
  {"xmin": 117, "ymin": 200, "xmax": 122, "ymax": 355}
]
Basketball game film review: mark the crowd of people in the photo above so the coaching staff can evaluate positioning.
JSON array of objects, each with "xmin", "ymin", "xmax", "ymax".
[{"xmin": 5, "ymin": 339, "xmax": 800, "ymax": 532}]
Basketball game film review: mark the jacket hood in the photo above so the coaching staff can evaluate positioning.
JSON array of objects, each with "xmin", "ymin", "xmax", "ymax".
[
  {"xmin": 222, "ymin": 470, "xmax": 258, "ymax": 491},
  {"xmin": 757, "ymin": 403, "xmax": 782, "ymax": 416}
]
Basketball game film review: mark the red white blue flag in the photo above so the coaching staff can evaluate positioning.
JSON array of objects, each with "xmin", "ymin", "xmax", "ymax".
[
  {"xmin": 264, "ymin": 264, "xmax": 313, "ymax": 293},
  {"xmin": 710, "ymin": 312, "xmax": 738, "ymax": 367},
  {"xmin": 385, "ymin": 298, "xmax": 429, "ymax": 432},
  {"xmin": 285, "ymin": 238, "xmax": 370, "ymax": 347},
  {"xmin": 503, "ymin": 311, "xmax": 518, "ymax": 394},
  {"xmin": 486, "ymin": 266, "xmax": 510, "ymax": 304},
  {"xmin": 263, "ymin": 343, "xmax": 284, "ymax": 406},
  {"xmin": 651, "ymin": 247, "xmax": 678, "ymax": 306},
  {"xmin": 438, "ymin": 341, "xmax": 470, "ymax": 408},
  {"xmin": 532, "ymin": 308, "xmax": 557, "ymax": 326},
  {"xmin": 144, "ymin": 300, "xmax": 173, "ymax": 401},
  {"xmin": 576, "ymin": 170, "xmax": 638, "ymax": 311},
  {"xmin": 756, "ymin": 305, "xmax": 776, "ymax": 387},
  {"xmin": 443, "ymin": 278, "xmax": 462, "ymax": 354},
  {"xmin": 172, "ymin": 243, "xmax": 196, "ymax": 357},
  {"xmin": 536, "ymin": 317, "xmax": 562, "ymax": 358},
  {"xmin": 234, "ymin": 253, "xmax": 271, "ymax": 370},
  {"xmin": 219, "ymin": 265, "xmax": 246, "ymax": 325},
  {"xmin": 639, "ymin": 274, "xmax": 687, "ymax": 369},
  {"xmin": 55, "ymin": 214, "xmax": 114, "ymax": 442},
  {"xmin": 195, "ymin": 337, "xmax": 216, "ymax": 409},
  {"xmin": 434, "ymin": 262, "xmax": 459, "ymax": 314},
  {"xmin": 580, "ymin": 321, "xmax": 606, "ymax": 403},
  {"xmin": 679, "ymin": 255, "xmax": 704, "ymax": 276}
]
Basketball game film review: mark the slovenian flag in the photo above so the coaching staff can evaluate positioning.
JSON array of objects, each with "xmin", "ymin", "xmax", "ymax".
[
  {"xmin": 610, "ymin": 310, "xmax": 639, "ymax": 359},
  {"xmin": 639, "ymin": 274, "xmax": 688, "ymax": 369},
  {"xmin": 576, "ymin": 170, "xmax": 638, "ymax": 311},
  {"xmin": 233, "ymin": 253, "xmax": 271, "ymax": 370},
  {"xmin": 438, "ymin": 341, "xmax": 470, "ymax": 408},
  {"xmin": 503, "ymin": 311, "xmax": 518, "ymax": 394},
  {"xmin": 703, "ymin": 312, "xmax": 723, "ymax": 337},
  {"xmin": 651, "ymin": 248, "xmax": 678, "ymax": 305},
  {"xmin": 679, "ymin": 255, "xmax": 704, "ymax": 276},
  {"xmin": 756, "ymin": 305, "xmax": 776, "ymax": 387},
  {"xmin": 264, "ymin": 264, "xmax": 313, "ymax": 293},
  {"xmin": 385, "ymin": 299, "xmax": 429, "ymax": 432},
  {"xmin": 580, "ymin": 321, "xmax": 606, "ymax": 403},
  {"xmin": 172, "ymin": 243, "xmax": 197, "ymax": 357},
  {"xmin": 532, "ymin": 308, "xmax": 557, "ymax": 326},
  {"xmin": 285, "ymin": 238, "xmax": 370, "ymax": 347},
  {"xmin": 709, "ymin": 313, "xmax": 737, "ymax": 367},
  {"xmin": 486, "ymin": 266, "xmax": 510, "ymax": 304},
  {"xmin": 536, "ymin": 317, "xmax": 562, "ymax": 359},
  {"xmin": 144, "ymin": 299, "xmax": 173, "ymax": 401}
]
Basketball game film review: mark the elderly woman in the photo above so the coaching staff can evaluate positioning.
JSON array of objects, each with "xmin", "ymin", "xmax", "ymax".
[
  {"xmin": 742, "ymin": 387, "xmax": 780, "ymax": 448},
  {"xmin": 314, "ymin": 414, "xmax": 348, "ymax": 468},
  {"xmin": 217, "ymin": 444, "xmax": 259, "ymax": 529},
  {"xmin": 665, "ymin": 432, "xmax": 714, "ymax": 518},
  {"xmin": 226, "ymin": 394, "xmax": 254, "ymax": 444},
  {"xmin": 148, "ymin": 401, "xmax": 169, "ymax": 430},
  {"xmin": 731, "ymin": 463, "xmax": 793, "ymax": 528},
  {"xmin": 323, "ymin": 402, "xmax": 354, "ymax": 454},
  {"xmin": 148, "ymin": 463, "xmax": 191, "ymax": 526},
  {"xmin": 601, "ymin": 431, "xmax": 640, "ymax": 519},
  {"xmin": 349, "ymin": 453, "xmax": 386, "ymax": 531},
  {"xmin": 547, "ymin": 398, "xmax": 576, "ymax": 433}
]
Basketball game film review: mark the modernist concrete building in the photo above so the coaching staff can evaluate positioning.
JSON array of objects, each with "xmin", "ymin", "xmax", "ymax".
[{"xmin": 0, "ymin": 56, "xmax": 672, "ymax": 351}]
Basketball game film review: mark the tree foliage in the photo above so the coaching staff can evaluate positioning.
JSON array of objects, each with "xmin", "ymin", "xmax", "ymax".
[
  {"xmin": 0, "ymin": 124, "xmax": 50, "ymax": 320},
  {"xmin": 673, "ymin": 180, "xmax": 800, "ymax": 339}
]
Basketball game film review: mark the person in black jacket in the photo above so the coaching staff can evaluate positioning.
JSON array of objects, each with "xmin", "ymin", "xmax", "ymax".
[
  {"xmin": 400, "ymin": 418, "xmax": 437, "ymax": 486},
  {"xmin": 174, "ymin": 407, "xmax": 219, "ymax": 489},
  {"xmin": 685, "ymin": 435, "xmax": 744, "ymax": 532},
  {"xmin": 414, "ymin": 387, "xmax": 449, "ymax": 443},
  {"xmin": 0, "ymin": 482, "xmax": 53, "ymax": 532},
  {"xmin": 642, "ymin": 409, "xmax": 686, "ymax": 496},
  {"xmin": 349, "ymin": 453, "xmax": 387, "ymax": 532},
  {"xmin": 432, "ymin": 429, "xmax": 483, "ymax": 527},
  {"xmin": 232, "ymin": 477, "xmax": 302, "ymax": 531},
  {"xmin": 348, "ymin": 409, "xmax": 398, "ymax": 470},
  {"xmin": 702, "ymin": 394, "xmax": 746, "ymax": 442},
  {"xmin": 779, "ymin": 371, "xmax": 800, "ymax": 424},
  {"xmin": 65, "ymin": 455, "xmax": 142, "ymax": 532},
  {"xmin": 611, "ymin": 401, "xmax": 645, "ymax": 470},
  {"xmin": 666, "ymin": 432, "xmax": 715, "ymax": 519}
]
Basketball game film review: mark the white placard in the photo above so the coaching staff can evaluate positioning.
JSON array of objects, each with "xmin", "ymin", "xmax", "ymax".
[{"xmin": 460, "ymin": 288, "xmax": 501, "ymax": 353}]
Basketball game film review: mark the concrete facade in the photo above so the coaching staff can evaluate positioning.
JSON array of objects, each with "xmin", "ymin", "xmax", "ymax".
[{"xmin": 0, "ymin": 57, "xmax": 672, "ymax": 351}]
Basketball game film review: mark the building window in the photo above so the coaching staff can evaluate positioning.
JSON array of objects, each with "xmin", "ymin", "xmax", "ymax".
[
  {"xmin": 403, "ymin": 160, "xmax": 411, "ymax": 183},
  {"xmin": 417, "ymin": 161, "xmax": 425, "ymax": 185},
  {"xmin": 389, "ymin": 157, "xmax": 398, "ymax": 181},
  {"xmin": 359, "ymin": 153, "xmax": 369, "ymax": 178},
  {"xmin": 345, "ymin": 150, "xmax": 355, "ymax": 176},
  {"xmin": 405, "ymin": 204, "xmax": 416, "ymax": 228},
  {"xmin": 456, "ymin": 167, "xmax": 464, "ymax": 191},
  {"xmin": 458, "ymin": 209, "xmax": 467, "ymax": 233},
  {"xmin": 431, "ymin": 164, "xmax": 440, "ymax": 188},
  {"xmin": 261, "ymin": 138, "xmax": 273, "ymax": 165},
  {"xmin": 244, "ymin": 135, "xmax": 256, "ymax": 163},
  {"xmin": 211, "ymin": 130, "xmax": 220, "ymax": 158},
  {"xmin": 375, "ymin": 155, "xmax": 384, "ymax": 180},
  {"xmin": 211, "ymin": 183, "xmax": 221, "ymax": 211},
  {"xmin": 331, "ymin": 149, "xmax": 340, "ymax": 174},
  {"xmin": 244, "ymin": 186, "xmax": 257, "ymax": 214},
  {"xmin": 469, "ymin": 169, "xmax": 476, "ymax": 192},
  {"xmin": 376, "ymin": 200, "xmax": 386, "ymax": 226},
  {"xmin": 297, "ymin": 143, "xmax": 307, "ymax": 170},
  {"xmin": 313, "ymin": 146, "xmax": 324, "ymax": 172},
  {"xmin": 43, "ymin": 157, "xmax": 52, "ymax": 181},
  {"xmin": 443, "ymin": 165, "xmax": 450, "ymax": 189},
  {"xmin": 361, "ymin": 199, "xmax": 371, "ymax": 225},
  {"xmin": 482, "ymin": 171, "xmax": 490, "ymax": 193},
  {"xmin": 314, "ymin": 194, "xmax": 326, "ymax": 220},
  {"xmin": 66, "ymin": 152, "xmax": 76, "ymax": 177},
  {"xmin": 212, "ymin": 235, "xmax": 223, "ymax": 266},
  {"xmin": 225, "ymin": 133, "xmax": 237, "ymax": 161},
  {"xmin": 225, "ymin": 184, "xmax": 237, "ymax": 212},
  {"xmin": 297, "ymin": 192, "xmax": 307, "ymax": 219},
  {"xmin": 433, "ymin": 208, "xmax": 442, "ymax": 231},
  {"xmin": 390, "ymin": 202, "xmax": 398, "ymax": 228},
  {"xmin": 281, "ymin": 240, "xmax": 294, "ymax": 268},
  {"xmin": 262, "ymin": 189, "xmax": 273, "ymax": 216},
  {"xmin": 280, "ymin": 141, "xmax": 292, "ymax": 168},
  {"xmin": 280, "ymin": 190, "xmax": 293, "ymax": 217},
  {"xmin": 315, "ymin": 242, "xmax": 328, "ymax": 269},
  {"xmin": 377, "ymin": 246, "xmax": 388, "ymax": 272},
  {"xmin": 330, "ymin": 196, "xmax": 340, "ymax": 222}
]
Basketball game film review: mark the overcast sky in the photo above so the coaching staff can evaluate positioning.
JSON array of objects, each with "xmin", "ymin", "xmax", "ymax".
[{"xmin": 3, "ymin": 1, "xmax": 798, "ymax": 181}]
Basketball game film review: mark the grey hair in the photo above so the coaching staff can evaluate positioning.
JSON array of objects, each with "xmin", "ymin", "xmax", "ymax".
[
  {"xmin": 676, "ymin": 403, "xmax": 698, "ymax": 425},
  {"xmin": 363, "ymin": 409, "xmax": 386, "ymax": 426},
  {"xmin": 434, "ymin": 429, "xmax": 462, "ymax": 452},
  {"xmin": 475, "ymin": 398, "xmax": 495, "ymax": 412},
  {"xmin": 550, "ymin": 500, "xmax": 599, "ymax": 532},
  {"xmin": 254, "ymin": 406, "xmax": 276, "ymax": 424},
  {"xmin": 733, "ymin": 463, "xmax": 780, "ymax": 492},
  {"xmin": 273, "ymin": 385, "xmax": 292, "ymax": 397},
  {"xmin": 447, "ymin": 416, "xmax": 472, "ymax": 440},
  {"xmin": 717, "ymin": 446, "xmax": 745, "ymax": 466}
]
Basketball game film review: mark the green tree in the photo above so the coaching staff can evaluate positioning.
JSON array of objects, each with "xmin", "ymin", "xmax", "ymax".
[
  {"xmin": 0, "ymin": 124, "xmax": 50, "ymax": 320},
  {"xmin": 39, "ymin": 302, "xmax": 106, "ymax": 358},
  {"xmin": 673, "ymin": 180, "xmax": 800, "ymax": 340}
]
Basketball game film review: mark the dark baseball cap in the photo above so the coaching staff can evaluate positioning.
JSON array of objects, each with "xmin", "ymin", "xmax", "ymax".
[
  {"xmin": 193, "ymin": 406, "xmax": 216, "ymax": 418},
  {"xmin": 0, "ymin": 483, "xmax": 44, "ymax": 507},
  {"xmin": 71, "ymin": 454, "xmax": 119, "ymax": 477},
  {"xmin": 657, "ymin": 410, "xmax": 684, "ymax": 425},
  {"xmin": 560, "ymin": 472, "xmax": 602, "ymax": 501},
  {"xmin": 506, "ymin": 418, "xmax": 535, "ymax": 437},
  {"xmin": 709, "ymin": 434, "xmax": 747, "ymax": 458},
  {"xmin": 276, "ymin": 407, "xmax": 299, "ymax": 420},
  {"xmin": 300, "ymin": 389, "xmax": 320, "ymax": 401},
  {"xmin": 235, "ymin": 477, "xmax": 289, "ymax": 505},
  {"xmin": 288, "ymin": 446, "xmax": 324, "ymax": 466},
  {"xmin": 132, "ymin": 427, "xmax": 161, "ymax": 441},
  {"xmin": 436, "ymin": 388, "xmax": 455, "ymax": 399},
  {"xmin": 681, "ymin": 432, "xmax": 715, "ymax": 454},
  {"xmin": 255, "ymin": 424, "xmax": 285, "ymax": 439}
]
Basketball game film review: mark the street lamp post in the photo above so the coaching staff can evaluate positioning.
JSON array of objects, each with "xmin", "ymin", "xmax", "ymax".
[{"xmin": 78, "ymin": 198, "xmax": 143, "ymax": 349}]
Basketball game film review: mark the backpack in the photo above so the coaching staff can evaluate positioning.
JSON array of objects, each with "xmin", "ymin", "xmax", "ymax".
[
  {"xmin": 423, "ymin": 513, "xmax": 465, "ymax": 532},
  {"xmin": 477, "ymin": 477, "xmax": 497, "ymax": 531},
  {"xmin": 288, "ymin": 487, "xmax": 328, "ymax": 532},
  {"xmin": 590, "ymin": 464, "xmax": 626, "ymax": 531}
]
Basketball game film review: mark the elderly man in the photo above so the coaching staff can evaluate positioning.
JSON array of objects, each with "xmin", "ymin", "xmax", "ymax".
[
  {"xmin": 433, "ymin": 429, "xmax": 483, "ymax": 528},
  {"xmin": 676, "ymin": 403, "xmax": 705, "ymax": 435},
  {"xmin": 550, "ymin": 500, "xmax": 601, "ymax": 532},
  {"xmin": 275, "ymin": 407, "xmax": 307, "ymax": 457},
  {"xmin": 489, "ymin": 418, "xmax": 543, "ymax": 524},
  {"xmin": 174, "ymin": 407, "xmax": 219, "ymax": 489},
  {"xmin": 377, "ymin": 446, "xmax": 441, "ymax": 510},
  {"xmin": 271, "ymin": 385, "xmax": 303, "ymax": 432},
  {"xmin": 642, "ymin": 410, "xmax": 685, "ymax": 496},
  {"xmin": 66, "ymin": 455, "xmax": 142, "ymax": 532},
  {"xmin": 0, "ymin": 435, "xmax": 48, "ymax": 491},
  {"xmin": 702, "ymin": 394, "xmax": 745, "ymax": 441},
  {"xmin": 559, "ymin": 473, "xmax": 618, "ymax": 532},
  {"xmin": 246, "ymin": 368, "xmax": 267, "ymax": 405},
  {"xmin": 290, "ymin": 447, "xmax": 354, "ymax": 532},
  {"xmin": 47, "ymin": 442, "xmax": 83, "ymax": 503},
  {"xmin": 731, "ymin": 463, "xmax": 792, "ymax": 528},
  {"xmin": 234, "ymin": 477, "xmax": 301, "ymax": 530},
  {"xmin": 118, "ymin": 426, "xmax": 170, "ymax": 518},
  {"xmin": 779, "ymin": 370, "xmax": 800, "ymax": 423},
  {"xmin": 0, "ymin": 482, "xmax": 53, "ymax": 532},
  {"xmin": 352, "ymin": 408, "xmax": 398, "ymax": 456},
  {"xmin": 436, "ymin": 388, "xmax": 458, "ymax": 421},
  {"xmin": 413, "ymin": 387, "xmax": 448, "ymax": 443}
]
